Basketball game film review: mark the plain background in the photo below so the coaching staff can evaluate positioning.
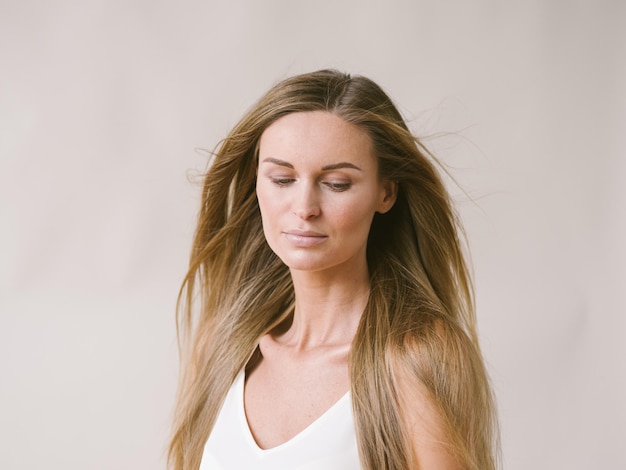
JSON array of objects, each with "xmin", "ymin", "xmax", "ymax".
[{"xmin": 1, "ymin": 1, "xmax": 624, "ymax": 469}]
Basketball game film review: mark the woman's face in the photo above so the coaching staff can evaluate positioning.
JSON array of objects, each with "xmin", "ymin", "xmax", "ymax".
[{"xmin": 256, "ymin": 111, "xmax": 396, "ymax": 276}]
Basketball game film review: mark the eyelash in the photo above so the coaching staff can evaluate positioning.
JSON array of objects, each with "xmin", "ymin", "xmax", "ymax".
[
  {"xmin": 324, "ymin": 182, "xmax": 351, "ymax": 192},
  {"xmin": 271, "ymin": 178, "xmax": 295, "ymax": 187},
  {"xmin": 269, "ymin": 178, "xmax": 351, "ymax": 192}
]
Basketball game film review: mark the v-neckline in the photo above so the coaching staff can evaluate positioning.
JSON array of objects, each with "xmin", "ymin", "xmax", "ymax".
[{"xmin": 237, "ymin": 371, "xmax": 351, "ymax": 454}]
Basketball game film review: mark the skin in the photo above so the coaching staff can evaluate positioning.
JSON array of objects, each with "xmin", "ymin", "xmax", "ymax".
[{"xmin": 247, "ymin": 111, "xmax": 459, "ymax": 468}]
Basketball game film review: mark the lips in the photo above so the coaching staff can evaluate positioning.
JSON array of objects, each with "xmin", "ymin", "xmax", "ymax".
[{"xmin": 283, "ymin": 230, "xmax": 328, "ymax": 247}]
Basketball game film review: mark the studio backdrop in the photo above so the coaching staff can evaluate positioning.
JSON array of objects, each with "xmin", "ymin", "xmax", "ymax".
[{"xmin": 1, "ymin": 1, "xmax": 624, "ymax": 469}]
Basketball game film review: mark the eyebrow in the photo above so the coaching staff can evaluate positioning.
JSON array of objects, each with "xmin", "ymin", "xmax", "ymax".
[{"xmin": 261, "ymin": 158, "xmax": 362, "ymax": 171}]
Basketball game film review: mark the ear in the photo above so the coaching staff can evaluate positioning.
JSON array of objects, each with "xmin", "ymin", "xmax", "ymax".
[{"xmin": 376, "ymin": 180, "xmax": 398, "ymax": 214}]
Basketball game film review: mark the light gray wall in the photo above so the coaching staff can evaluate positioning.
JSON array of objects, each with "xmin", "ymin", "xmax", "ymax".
[{"xmin": 1, "ymin": 1, "xmax": 624, "ymax": 468}]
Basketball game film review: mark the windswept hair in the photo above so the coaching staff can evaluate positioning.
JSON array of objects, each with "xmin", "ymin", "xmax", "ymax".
[{"xmin": 169, "ymin": 69, "xmax": 499, "ymax": 470}]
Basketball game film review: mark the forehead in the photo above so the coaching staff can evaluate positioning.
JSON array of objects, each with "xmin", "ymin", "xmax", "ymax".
[{"xmin": 259, "ymin": 111, "xmax": 375, "ymax": 165}]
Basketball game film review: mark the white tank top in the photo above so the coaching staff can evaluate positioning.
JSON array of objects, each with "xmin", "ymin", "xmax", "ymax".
[{"xmin": 200, "ymin": 370, "xmax": 361, "ymax": 469}]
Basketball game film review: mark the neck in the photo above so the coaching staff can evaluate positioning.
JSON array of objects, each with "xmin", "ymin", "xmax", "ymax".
[{"xmin": 281, "ymin": 263, "xmax": 370, "ymax": 351}]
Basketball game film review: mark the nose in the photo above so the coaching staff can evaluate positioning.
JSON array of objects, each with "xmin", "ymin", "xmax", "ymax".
[{"xmin": 293, "ymin": 183, "xmax": 321, "ymax": 219}]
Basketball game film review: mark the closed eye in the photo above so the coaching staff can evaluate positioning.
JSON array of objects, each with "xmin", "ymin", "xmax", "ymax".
[
  {"xmin": 271, "ymin": 177, "xmax": 295, "ymax": 187},
  {"xmin": 324, "ymin": 182, "xmax": 351, "ymax": 192}
]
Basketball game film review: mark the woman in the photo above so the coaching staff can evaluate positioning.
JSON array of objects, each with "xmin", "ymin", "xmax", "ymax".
[{"xmin": 169, "ymin": 69, "xmax": 499, "ymax": 469}]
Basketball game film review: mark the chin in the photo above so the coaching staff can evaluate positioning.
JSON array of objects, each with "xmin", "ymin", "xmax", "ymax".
[
  {"xmin": 281, "ymin": 258, "xmax": 330, "ymax": 273},
  {"xmin": 280, "ymin": 253, "xmax": 365, "ymax": 276},
  {"xmin": 273, "ymin": 251, "xmax": 327, "ymax": 272}
]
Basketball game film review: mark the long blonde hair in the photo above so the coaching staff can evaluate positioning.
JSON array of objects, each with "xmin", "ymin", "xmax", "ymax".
[{"xmin": 169, "ymin": 69, "xmax": 498, "ymax": 469}]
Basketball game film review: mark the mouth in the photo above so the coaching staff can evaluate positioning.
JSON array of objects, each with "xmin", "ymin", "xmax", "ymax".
[{"xmin": 283, "ymin": 230, "xmax": 328, "ymax": 247}]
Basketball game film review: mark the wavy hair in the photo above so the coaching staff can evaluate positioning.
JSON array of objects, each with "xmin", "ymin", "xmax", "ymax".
[{"xmin": 168, "ymin": 69, "xmax": 498, "ymax": 469}]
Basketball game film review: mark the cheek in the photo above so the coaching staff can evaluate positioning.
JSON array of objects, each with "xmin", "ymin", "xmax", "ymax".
[
  {"xmin": 256, "ymin": 181, "xmax": 271, "ymax": 214},
  {"xmin": 257, "ymin": 199, "xmax": 271, "ymax": 231},
  {"xmin": 256, "ymin": 185, "xmax": 282, "ymax": 234},
  {"xmin": 332, "ymin": 197, "xmax": 378, "ymax": 232},
  {"xmin": 257, "ymin": 201, "xmax": 277, "ymax": 252}
]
